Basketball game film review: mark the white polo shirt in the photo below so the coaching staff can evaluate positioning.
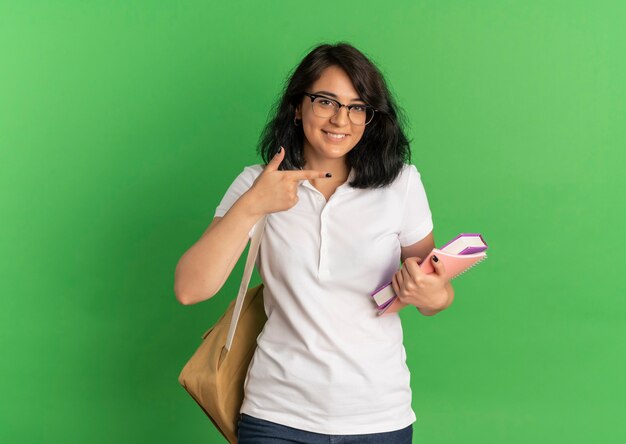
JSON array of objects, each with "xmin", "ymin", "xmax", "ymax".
[{"xmin": 214, "ymin": 162, "xmax": 433, "ymax": 435}]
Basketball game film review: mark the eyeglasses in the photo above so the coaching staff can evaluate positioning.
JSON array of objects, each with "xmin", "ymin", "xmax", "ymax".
[{"xmin": 302, "ymin": 92, "xmax": 377, "ymax": 126}]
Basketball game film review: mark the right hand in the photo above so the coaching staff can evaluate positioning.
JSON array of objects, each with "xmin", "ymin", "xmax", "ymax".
[{"xmin": 245, "ymin": 146, "xmax": 332, "ymax": 216}]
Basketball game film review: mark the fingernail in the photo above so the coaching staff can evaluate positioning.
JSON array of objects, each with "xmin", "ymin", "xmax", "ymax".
[
  {"xmin": 275, "ymin": 146, "xmax": 282, "ymax": 155},
  {"xmin": 432, "ymin": 255, "xmax": 439, "ymax": 262},
  {"xmin": 325, "ymin": 172, "xmax": 332, "ymax": 177}
]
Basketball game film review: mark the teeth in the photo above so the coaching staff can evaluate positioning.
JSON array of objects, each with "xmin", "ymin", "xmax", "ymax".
[{"xmin": 324, "ymin": 131, "xmax": 347, "ymax": 139}]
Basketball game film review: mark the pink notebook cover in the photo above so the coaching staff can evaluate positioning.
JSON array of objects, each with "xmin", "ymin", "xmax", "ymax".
[{"xmin": 376, "ymin": 248, "xmax": 487, "ymax": 316}]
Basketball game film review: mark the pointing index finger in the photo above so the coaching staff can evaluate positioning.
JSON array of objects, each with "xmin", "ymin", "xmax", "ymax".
[{"xmin": 284, "ymin": 170, "xmax": 333, "ymax": 181}]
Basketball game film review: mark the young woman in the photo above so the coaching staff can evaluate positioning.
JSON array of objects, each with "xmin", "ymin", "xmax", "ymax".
[{"xmin": 174, "ymin": 42, "xmax": 454, "ymax": 443}]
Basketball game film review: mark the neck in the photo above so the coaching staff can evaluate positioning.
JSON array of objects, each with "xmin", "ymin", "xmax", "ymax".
[{"xmin": 302, "ymin": 148, "xmax": 350, "ymax": 183}]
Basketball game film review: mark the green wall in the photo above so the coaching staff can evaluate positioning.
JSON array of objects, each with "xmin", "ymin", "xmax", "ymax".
[{"xmin": 2, "ymin": 1, "xmax": 624, "ymax": 442}]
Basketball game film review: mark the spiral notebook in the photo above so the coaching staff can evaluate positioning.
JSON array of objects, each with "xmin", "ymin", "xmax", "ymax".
[{"xmin": 372, "ymin": 233, "xmax": 488, "ymax": 316}]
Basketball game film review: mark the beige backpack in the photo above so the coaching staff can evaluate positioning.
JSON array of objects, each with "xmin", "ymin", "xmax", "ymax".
[{"xmin": 178, "ymin": 216, "xmax": 267, "ymax": 443}]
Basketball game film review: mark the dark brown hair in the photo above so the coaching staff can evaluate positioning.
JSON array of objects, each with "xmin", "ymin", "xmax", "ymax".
[{"xmin": 257, "ymin": 41, "xmax": 412, "ymax": 188}]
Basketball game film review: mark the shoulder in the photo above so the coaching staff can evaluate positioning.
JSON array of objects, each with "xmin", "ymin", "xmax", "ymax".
[
  {"xmin": 241, "ymin": 163, "xmax": 264, "ymax": 177},
  {"xmin": 400, "ymin": 163, "xmax": 421, "ymax": 178},
  {"xmin": 215, "ymin": 164, "xmax": 265, "ymax": 215},
  {"xmin": 231, "ymin": 163, "xmax": 264, "ymax": 185},
  {"xmin": 390, "ymin": 163, "xmax": 423, "ymax": 190},
  {"xmin": 218, "ymin": 164, "xmax": 265, "ymax": 199},
  {"xmin": 394, "ymin": 163, "xmax": 429, "ymax": 203}
]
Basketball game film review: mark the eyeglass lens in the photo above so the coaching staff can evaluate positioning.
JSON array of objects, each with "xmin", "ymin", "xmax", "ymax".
[{"xmin": 311, "ymin": 97, "xmax": 374, "ymax": 125}]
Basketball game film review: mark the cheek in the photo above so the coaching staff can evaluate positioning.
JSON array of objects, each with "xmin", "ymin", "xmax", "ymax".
[
  {"xmin": 302, "ymin": 123, "xmax": 319, "ymax": 144},
  {"xmin": 350, "ymin": 129, "xmax": 366, "ymax": 146},
  {"xmin": 305, "ymin": 117, "xmax": 329, "ymax": 138}
]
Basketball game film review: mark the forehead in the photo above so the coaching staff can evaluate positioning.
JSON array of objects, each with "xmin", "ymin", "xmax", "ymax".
[{"xmin": 309, "ymin": 66, "xmax": 363, "ymax": 102}]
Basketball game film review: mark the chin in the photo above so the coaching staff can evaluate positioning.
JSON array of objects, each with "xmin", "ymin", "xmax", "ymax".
[{"xmin": 317, "ymin": 146, "xmax": 354, "ymax": 159}]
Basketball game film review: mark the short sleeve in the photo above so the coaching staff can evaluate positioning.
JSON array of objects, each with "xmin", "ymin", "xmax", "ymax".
[
  {"xmin": 214, "ymin": 164, "xmax": 264, "ymax": 238},
  {"xmin": 398, "ymin": 164, "xmax": 434, "ymax": 246}
]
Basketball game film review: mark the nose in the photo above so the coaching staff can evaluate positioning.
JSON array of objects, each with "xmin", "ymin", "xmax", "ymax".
[{"xmin": 330, "ymin": 105, "xmax": 350, "ymax": 126}]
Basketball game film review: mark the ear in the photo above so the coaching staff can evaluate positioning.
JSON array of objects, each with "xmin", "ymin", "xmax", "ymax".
[{"xmin": 295, "ymin": 103, "xmax": 302, "ymax": 120}]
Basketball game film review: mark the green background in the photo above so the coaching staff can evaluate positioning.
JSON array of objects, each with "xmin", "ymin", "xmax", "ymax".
[{"xmin": 2, "ymin": 1, "xmax": 624, "ymax": 442}]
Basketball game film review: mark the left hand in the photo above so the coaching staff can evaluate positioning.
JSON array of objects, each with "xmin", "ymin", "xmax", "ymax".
[{"xmin": 391, "ymin": 255, "xmax": 449, "ymax": 311}]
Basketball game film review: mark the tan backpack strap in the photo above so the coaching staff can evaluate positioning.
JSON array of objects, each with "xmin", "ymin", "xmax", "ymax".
[{"xmin": 224, "ymin": 215, "xmax": 267, "ymax": 351}]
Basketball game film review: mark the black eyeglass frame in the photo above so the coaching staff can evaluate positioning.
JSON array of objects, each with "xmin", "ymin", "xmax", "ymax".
[{"xmin": 302, "ymin": 92, "xmax": 378, "ymax": 126}]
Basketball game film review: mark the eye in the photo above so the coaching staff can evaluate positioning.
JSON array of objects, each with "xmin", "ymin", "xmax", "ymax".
[
  {"xmin": 351, "ymin": 105, "xmax": 367, "ymax": 113},
  {"xmin": 318, "ymin": 99, "xmax": 334, "ymax": 106}
]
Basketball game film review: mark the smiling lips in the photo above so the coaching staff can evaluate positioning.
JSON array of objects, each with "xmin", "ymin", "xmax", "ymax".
[{"xmin": 323, "ymin": 130, "xmax": 349, "ymax": 140}]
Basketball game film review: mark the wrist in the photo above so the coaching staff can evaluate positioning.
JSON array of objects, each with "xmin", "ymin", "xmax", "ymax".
[
  {"xmin": 239, "ymin": 189, "xmax": 264, "ymax": 219},
  {"xmin": 417, "ymin": 306, "xmax": 440, "ymax": 316},
  {"xmin": 417, "ymin": 288, "xmax": 449, "ymax": 316}
]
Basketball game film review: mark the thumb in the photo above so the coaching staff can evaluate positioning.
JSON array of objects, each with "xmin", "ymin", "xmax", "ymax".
[
  {"xmin": 430, "ymin": 254, "xmax": 446, "ymax": 276},
  {"xmin": 265, "ymin": 146, "xmax": 285, "ymax": 172}
]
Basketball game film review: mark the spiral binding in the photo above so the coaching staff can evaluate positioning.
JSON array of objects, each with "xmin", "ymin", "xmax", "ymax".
[{"xmin": 450, "ymin": 255, "xmax": 488, "ymax": 279}]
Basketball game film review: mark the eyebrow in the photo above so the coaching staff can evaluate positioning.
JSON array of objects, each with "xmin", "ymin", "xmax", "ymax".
[{"xmin": 312, "ymin": 90, "xmax": 366, "ymax": 103}]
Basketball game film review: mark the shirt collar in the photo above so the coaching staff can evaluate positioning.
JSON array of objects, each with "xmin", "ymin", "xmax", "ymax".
[{"xmin": 299, "ymin": 167, "xmax": 356, "ymax": 195}]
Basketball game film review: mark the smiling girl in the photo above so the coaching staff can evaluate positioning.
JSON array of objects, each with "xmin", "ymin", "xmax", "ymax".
[{"xmin": 175, "ymin": 42, "xmax": 454, "ymax": 443}]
